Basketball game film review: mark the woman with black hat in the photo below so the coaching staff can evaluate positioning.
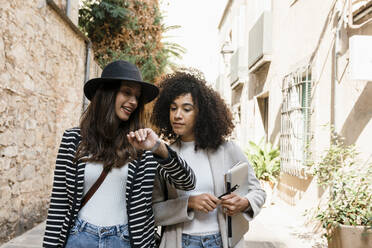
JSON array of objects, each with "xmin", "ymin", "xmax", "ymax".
[{"xmin": 42, "ymin": 60, "xmax": 196, "ymax": 248}]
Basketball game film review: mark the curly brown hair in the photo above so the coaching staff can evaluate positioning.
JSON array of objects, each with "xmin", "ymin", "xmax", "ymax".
[{"xmin": 151, "ymin": 70, "xmax": 234, "ymax": 150}]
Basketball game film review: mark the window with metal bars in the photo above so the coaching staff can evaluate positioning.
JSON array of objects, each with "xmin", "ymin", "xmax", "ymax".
[{"xmin": 280, "ymin": 66, "xmax": 311, "ymax": 178}]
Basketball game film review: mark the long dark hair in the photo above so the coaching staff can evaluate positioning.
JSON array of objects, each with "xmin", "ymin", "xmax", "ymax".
[
  {"xmin": 152, "ymin": 70, "xmax": 234, "ymax": 151},
  {"xmin": 75, "ymin": 81, "xmax": 144, "ymax": 168}
]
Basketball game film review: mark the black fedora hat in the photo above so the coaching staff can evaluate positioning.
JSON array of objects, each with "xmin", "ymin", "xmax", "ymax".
[{"xmin": 84, "ymin": 60, "xmax": 159, "ymax": 103}]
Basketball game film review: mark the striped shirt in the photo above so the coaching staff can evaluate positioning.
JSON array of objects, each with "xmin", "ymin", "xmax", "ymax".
[{"xmin": 43, "ymin": 128, "xmax": 196, "ymax": 248}]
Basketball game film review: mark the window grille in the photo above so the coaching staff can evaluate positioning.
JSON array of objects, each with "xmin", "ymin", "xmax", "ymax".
[{"xmin": 280, "ymin": 66, "xmax": 311, "ymax": 178}]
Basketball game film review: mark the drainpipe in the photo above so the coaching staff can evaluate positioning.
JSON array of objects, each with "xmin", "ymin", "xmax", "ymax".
[
  {"xmin": 332, "ymin": 0, "xmax": 347, "ymax": 131},
  {"xmin": 332, "ymin": 23, "xmax": 341, "ymax": 131},
  {"xmin": 82, "ymin": 42, "xmax": 92, "ymax": 113},
  {"xmin": 66, "ymin": 0, "xmax": 71, "ymax": 17}
]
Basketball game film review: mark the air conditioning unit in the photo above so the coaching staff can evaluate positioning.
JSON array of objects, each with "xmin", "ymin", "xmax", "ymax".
[
  {"xmin": 248, "ymin": 11, "xmax": 272, "ymax": 72},
  {"xmin": 349, "ymin": 35, "xmax": 372, "ymax": 81},
  {"xmin": 230, "ymin": 50, "xmax": 239, "ymax": 84},
  {"xmin": 229, "ymin": 47, "xmax": 247, "ymax": 88}
]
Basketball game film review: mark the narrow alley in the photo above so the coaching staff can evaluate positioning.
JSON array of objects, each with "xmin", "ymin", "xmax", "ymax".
[{"xmin": 0, "ymin": 198, "xmax": 327, "ymax": 248}]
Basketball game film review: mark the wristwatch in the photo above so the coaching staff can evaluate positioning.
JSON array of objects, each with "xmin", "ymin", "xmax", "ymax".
[{"xmin": 150, "ymin": 139, "xmax": 161, "ymax": 152}]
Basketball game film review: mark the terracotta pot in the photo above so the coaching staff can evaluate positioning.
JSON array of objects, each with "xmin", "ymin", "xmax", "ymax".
[{"xmin": 328, "ymin": 224, "xmax": 372, "ymax": 248}]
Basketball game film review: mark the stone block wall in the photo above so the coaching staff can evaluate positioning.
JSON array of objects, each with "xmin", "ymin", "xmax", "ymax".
[{"xmin": 0, "ymin": 0, "xmax": 100, "ymax": 244}]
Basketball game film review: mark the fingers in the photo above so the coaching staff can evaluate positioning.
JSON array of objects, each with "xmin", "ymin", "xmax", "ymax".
[
  {"xmin": 205, "ymin": 197, "xmax": 218, "ymax": 210},
  {"xmin": 220, "ymin": 192, "xmax": 235, "ymax": 201},
  {"xmin": 221, "ymin": 193, "xmax": 239, "ymax": 215},
  {"xmin": 224, "ymin": 209, "xmax": 236, "ymax": 216},
  {"xmin": 221, "ymin": 195, "xmax": 239, "ymax": 207},
  {"xmin": 128, "ymin": 129, "xmax": 148, "ymax": 142},
  {"xmin": 198, "ymin": 200, "xmax": 214, "ymax": 213},
  {"xmin": 223, "ymin": 205, "xmax": 238, "ymax": 215},
  {"xmin": 189, "ymin": 193, "xmax": 248, "ymax": 216},
  {"xmin": 206, "ymin": 194, "xmax": 222, "ymax": 207},
  {"xmin": 135, "ymin": 129, "xmax": 146, "ymax": 141},
  {"xmin": 190, "ymin": 194, "xmax": 221, "ymax": 213},
  {"xmin": 221, "ymin": 194, "xmax": 249, "ymax": 216},
  {"xmin": 127, "ymin": 128, "xmax": 162, "ymax": 151},
  {"xmin": 145, "ymin": 128, "xmax": 154, "ymax": 136},
  {"xmin": 126, "ymin": 133, "xmax": 135, "ymax": 144},
  {"xmin": 198, "ymin": 205, "xmax": 210, "ymax": 213},
  {"xmin": 210, "ymin": 194, "xmax": 221, "ymax": 204},
  {"xmin": 145, "ymin": 128, "xmax": 159, "ymax": 143},
  {"xmin": 203, "ymin": 202, "xmax": 215, "ymax": 212}
]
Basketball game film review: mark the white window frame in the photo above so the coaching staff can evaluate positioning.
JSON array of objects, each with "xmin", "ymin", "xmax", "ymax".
[{"xmin": 280, "ymin": 65, "xmax": 312, "ymax": 178}]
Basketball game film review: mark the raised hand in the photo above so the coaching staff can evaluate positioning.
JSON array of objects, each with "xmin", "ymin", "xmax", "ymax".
[
  {"xmin": 188, "ymin": 193, "xmax": 221, "ymax": 213},
  {"xmin": 127, "ymin": 128, "xmax": 157, "ymax": 150},
  {"xmin": 127, "ymin": 128, "xmax": 168, "ymax": 158},
  {"xmin": 220, "ymin": 193, "xmax": 250, "ymax": 216}
]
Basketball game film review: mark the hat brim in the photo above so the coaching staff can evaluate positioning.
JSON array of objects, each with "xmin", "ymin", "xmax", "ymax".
[{"xmin": 84, "ymin": 77, "xmax": 159, "ymax": 103}]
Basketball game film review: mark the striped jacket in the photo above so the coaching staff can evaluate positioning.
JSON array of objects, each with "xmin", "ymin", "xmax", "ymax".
[{"xmin": 43, "ymin": 128, "xmax": 196, "ymax": 248}]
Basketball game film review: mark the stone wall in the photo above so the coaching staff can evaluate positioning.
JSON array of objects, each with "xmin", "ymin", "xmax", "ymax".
[{"xmin": 0, "ymin": 0, "xmax": 100, "ymax": 244}]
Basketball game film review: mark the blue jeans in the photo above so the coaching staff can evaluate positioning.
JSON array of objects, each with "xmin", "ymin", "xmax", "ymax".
[
  {"xmin": 182, "ymin": 233, "xmax": 222, "ymax": 248},
  {"xmin": 65, "ymin": 218, "xmax": 131, "ymax": 248}
]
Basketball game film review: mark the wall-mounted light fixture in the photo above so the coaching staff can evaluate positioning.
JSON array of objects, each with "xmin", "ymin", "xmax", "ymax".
[
  {"xmin": 220, "ymin": 41, "xmax": 234, "ymax": 55},
  {"xmin": 220, "ymin": 41, "xmax": 234, "ymax": 64}
]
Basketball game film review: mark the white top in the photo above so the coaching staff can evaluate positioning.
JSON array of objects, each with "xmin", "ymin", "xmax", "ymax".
[
  {"xmin": 175, "ymin": 141, "xmax": 219, "ymax": 235},
  {"xmin": 78, "ymin": 161, "xmax": 129, "ymax": 226}
]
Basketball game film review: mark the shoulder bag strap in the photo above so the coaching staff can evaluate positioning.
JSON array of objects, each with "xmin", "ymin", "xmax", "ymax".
[{"xmin": 79, "ymin": 165, "xmax": 111, "ymax": 210}]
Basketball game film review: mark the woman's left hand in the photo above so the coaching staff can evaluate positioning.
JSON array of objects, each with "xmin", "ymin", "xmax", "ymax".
[
  {"xmin": 127, "ymin": 128, "xmax": 158, "ymax": 150},
  {"xmin": 127, "ymin": 128, "xmax": 169, "ymax": 158},
  {"xmin": 220, "ymin": 193, "xmax": 250, "ymax": 216}
]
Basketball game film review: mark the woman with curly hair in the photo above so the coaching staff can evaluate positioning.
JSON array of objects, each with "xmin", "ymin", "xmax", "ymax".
[{"xmin": 151, "ymin": 70, "xmax": 266, "ymax": 248}]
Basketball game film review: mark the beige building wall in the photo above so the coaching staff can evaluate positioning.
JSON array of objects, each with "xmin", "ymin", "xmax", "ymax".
[
  {"xmin": 218, "ymin": 0, "xmax": 272, "ymax": 148},
  {"xmin": 0, "ymin": 0, "xmax": 100, "ymax": 244},
  {"xmin": 217, "ymin": 0, "xmax": 372, "ymax": 209}
]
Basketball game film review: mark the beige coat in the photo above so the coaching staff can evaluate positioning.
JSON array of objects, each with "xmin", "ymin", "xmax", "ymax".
[{"xmin": 152, "ymin": 141, "xmax": 266, "ymax": 248}]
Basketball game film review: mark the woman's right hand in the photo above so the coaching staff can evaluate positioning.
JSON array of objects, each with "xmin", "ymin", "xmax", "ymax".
[{"xmin": 188, "ymin": 193, "xmax": 221, "ymax": 213}]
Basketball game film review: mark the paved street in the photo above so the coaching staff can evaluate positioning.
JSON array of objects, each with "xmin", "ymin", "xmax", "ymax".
[
  {"xmin": 0, "ymin": 221, "xmax": 45, "ymax": 248},
  {"xmin": 244, "ymin": 200, "xmax": 327, "ymax": 248},
  {"xmin": 0, "ymin": 199, "xmax": 327, "ymax": 248}
]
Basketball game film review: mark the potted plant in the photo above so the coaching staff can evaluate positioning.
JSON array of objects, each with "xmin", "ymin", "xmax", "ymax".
[
  {"xmin": 245, "ymin": 139, "xmax": 280, "ymax": 205},
  {"xmin": 312, "ymin": 132, "xmax": 372, "ymax": 248}
]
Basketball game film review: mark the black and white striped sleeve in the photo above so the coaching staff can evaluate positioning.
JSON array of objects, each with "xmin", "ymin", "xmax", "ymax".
[
  {"xmin": 155, "ymin": 145, "xmax": 196, "ymax": 191},
  {"xmin": 43, "ymin": 130, "xmax": 76, "ymax": 247}
]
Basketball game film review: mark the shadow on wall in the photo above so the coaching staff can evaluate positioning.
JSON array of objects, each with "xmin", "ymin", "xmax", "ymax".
[
  {"xmin": 269, "ymin": 103, "xmax": 282, "ymax": 145},
  {"xmin": 276, "ymin": 173, "xmax": 313, "ymax": 206},
  {"xmin": 248, "ymin": 63, "xmax": 270, "ymax": 100},
  {"xmin": 340, "ymin": 82, "xmax": 372, "ymax": 146},
  {"xmin": 248, "ymin": 74, "xmax": 257, "ymax": 100}
]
